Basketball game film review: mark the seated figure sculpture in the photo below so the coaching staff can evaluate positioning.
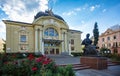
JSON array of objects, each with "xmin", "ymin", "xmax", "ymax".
[{"xmin": 81, "ymin": 33, "xmax": 98, "ymax": 56}]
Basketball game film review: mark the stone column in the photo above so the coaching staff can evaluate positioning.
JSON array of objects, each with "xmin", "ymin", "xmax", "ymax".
[
  {"xmin": 40, "ymin": 30, "xmax": 42, "ymax": 54},
  {"xmin": 69, "ymin": 41, "xmax": 71, "ymax": 55},
  {"xmin": 41, "ymin": 30, "xmax": 44, "ymax": 55},
  {"xmin": 62, "ymin": 32, "xmax": 64, "ymax": 52},
  {"xmin": 64, "ymin": 32, "xmax": 69, "ymax": 52},
  {"xmin": 42, "ymin": 40, "xmax": 44, "ymax": 55},
  {"xmin": 38, "ymin": 29, "xmax": 40, "ymax": 52},
  {"xmin": 64, "ymin": 32, "xmax": 67, "ymax": 52},
  {"xmin": 35, "ymin": 28, "xmax": 38, "ymax": 53}
]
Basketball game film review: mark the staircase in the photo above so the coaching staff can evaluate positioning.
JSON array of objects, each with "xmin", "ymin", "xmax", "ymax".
[
  {"xmin": 57, "ymin": 64, "xmax": 90, "ymax": 71},
  {"xmin": 57, "ymin": 61, "xmax": 120, "ymax": 71},
  {"xmin": 108, "ymin": 61, "xmax": 120, "ymax": 66},
  {"xmin": 72, "ymin": 64, "xmax": 90, "ymax": 71}
]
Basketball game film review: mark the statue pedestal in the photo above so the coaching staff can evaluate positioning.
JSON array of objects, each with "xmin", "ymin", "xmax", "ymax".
[{"xmin": 80, "ymin": 56, "xmax": 107, "ymax": 70}]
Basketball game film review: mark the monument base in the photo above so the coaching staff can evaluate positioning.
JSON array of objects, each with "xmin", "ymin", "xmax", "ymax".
[{"xmin": 80, "ymin": 56, "xmax": 107, "ymax": 70}]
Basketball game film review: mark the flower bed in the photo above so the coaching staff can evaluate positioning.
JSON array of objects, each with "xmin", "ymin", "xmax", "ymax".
[{"xmin": 0, "ymin": 53, "xmax": 75, "ymax": 76}]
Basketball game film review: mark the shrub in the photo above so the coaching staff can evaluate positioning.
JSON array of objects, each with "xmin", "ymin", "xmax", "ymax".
[
  {"xmin": 71, "ymin": 52, "xmax": 83, "ymax": 57},
  {"xmin": 111, "ymin": 54, "xmax": 120, "ymax": 61},
  {"xmin": 0, "ymin": 53, "xmax": 75, "ymax": 76}
]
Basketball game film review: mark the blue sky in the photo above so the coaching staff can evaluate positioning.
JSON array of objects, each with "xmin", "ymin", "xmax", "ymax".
[{"xmin": 0, "ymin": 0, "xmax": 120, "ymax": 40}]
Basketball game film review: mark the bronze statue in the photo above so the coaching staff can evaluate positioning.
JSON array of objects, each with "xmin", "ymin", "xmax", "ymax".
[
  {"xmin": 82, "ymin": 33, "xmax": 92, "ymax": 46},
  {"xmin": 82, "ymin": 33, "xmax": 98, "ymax": 56}
]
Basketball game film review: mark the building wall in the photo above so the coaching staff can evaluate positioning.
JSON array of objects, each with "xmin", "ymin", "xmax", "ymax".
[
  {"xmin": 69, "ymin": 30, "xmax": 82, "ymax": 53},
  {"xmin": 5, "ymin": 21, "xmax": 34, "ymax": 53},
  {"xmin": 98, "ymin": 29, "xmax": 120, "ymax": 54},
  {"xmin": 0, "ymin": 38, "xmax": 5, "ymax": 52}
]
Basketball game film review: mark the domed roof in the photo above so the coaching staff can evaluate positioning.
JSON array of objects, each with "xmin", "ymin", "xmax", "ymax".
[{"xmin": 34, "ymin": 10, "xmax": 64, "ymax": 21}]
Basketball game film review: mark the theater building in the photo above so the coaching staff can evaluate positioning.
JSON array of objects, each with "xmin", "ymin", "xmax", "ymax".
[{"xmin": 3, "ymin": 10, "xmax": 82, "ymax": 55}]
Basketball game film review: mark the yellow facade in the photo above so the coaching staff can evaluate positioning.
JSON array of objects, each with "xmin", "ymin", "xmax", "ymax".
[
  {"xmin": 3, "ymin": 10, "xmax": 82, "ymax": 55},
  {"xmin": 0, "ymin": 38, "xmax": 5, "ymax": 52}
]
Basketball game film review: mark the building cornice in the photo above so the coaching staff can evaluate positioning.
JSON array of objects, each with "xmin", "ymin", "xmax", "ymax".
[
  {"xmin": 2, "ymin": 20, "xmax": 33, "ymax": 27},
  {"xmin": 100, "ymin": 30, "xmax": 120, "ymax": 37},
  {"xmin": 69, "ymin": 29, "xmax": 82, "ymax": 33}
]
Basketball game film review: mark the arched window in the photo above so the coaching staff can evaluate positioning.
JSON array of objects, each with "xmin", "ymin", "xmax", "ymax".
[{"xmin": 44, "ymin": 28, "xmax": 58, "ymax": 36}]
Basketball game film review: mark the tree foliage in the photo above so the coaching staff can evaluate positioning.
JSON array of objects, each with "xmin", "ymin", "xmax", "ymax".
[{"xmin": 93, "ymin": 22, "xmax": 99, "ymax": 46}]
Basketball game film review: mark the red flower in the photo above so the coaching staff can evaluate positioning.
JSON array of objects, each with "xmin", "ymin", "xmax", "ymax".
[
  {"xmin": 42, "ymin": 60, "xmax": 51, "ymax": 65},
  {"xmin": 36, "ymin": 57, "xmax": 43, "ymax": 62},
  {"xmin": 4, "ymin": 61, "xmax": 8, "ymax": 64},
  {"xmin": 28, "ymin": 54, "xmax": 34, "ymax": 60},
  {"xmin": 41, "ymin": 55, "xmax": 46, "ymax": 59},
  {"xmin": 32, "ymin": 67, "xmax": 38, "ymax": 71}
]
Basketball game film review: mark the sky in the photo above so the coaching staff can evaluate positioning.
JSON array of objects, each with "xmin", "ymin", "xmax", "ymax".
[{"xmin": 0, "ymin": 0, "xmax": 120, "ymax": 40}]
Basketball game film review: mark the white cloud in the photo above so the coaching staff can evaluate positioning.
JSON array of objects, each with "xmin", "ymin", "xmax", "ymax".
[
  {"xmin": 74, "ymin": 8, "xmax": 81, "ymax": 11},
  {"xmin": 0, "ymin": 21, "xmax": 6, "ymax": 39},
  {"xmin": 0, "ymin": 0, "xmax": 49, "ymax": 22},
  {"xmin": 102, "ymin": 9, "xmax": 106, "ymax": 12},
  {"xmin": 62, "ymin": 11, "xmax": 76, "ymax": 16},
  {"xmin": 81, "ymin": 20, "xmax": 85, "ymax": 24},
  {"xmin": 90, "ymin": 6, "xmax": 95, "ymax": 11},
  {"xmin": 90, "ymin": 5, "xmax": 100, "ymax": 12},
  {"xmin": 39, "ymin": 0, "xmax": 49, "ymax": 12},
  {"xmin": 62, "ymin": 7, "xmax": 82, "ymax": 16},
  {"xmin": 0, "ymin": 0, "xmax": 50, "ymax": 39}
]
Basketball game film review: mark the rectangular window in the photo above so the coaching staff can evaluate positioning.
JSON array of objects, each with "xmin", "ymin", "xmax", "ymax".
[
  {"xmin": 108, "ymin": 43, "xmax": 111, "ymax": 47},
  {"xmin": 20, "ymin": 45, "xmax": 28, "ymax": 51},
  {"xmin": 113, "ymin": 35, "xmax": 116, "ymax": 39},
  {"xmin": 20, "ymin": 35, "xmax": 26, "ymax": 42},
  {"xmin": 116, "ymin": 42, "xmax": 118, "ymax": 47},
  {"xmin": 102, "ymin": 44, "xmax": 105, "ymax": 47},
  {"xmin": 113, "ymin": 42, "xmax": 115, "ymax": 47},
  {"xmin": 102, "ymin": 38, "xmax": 104, "ymax": 42},
  {"xmin": 71, "ymin": 39, "xmax": 74, "ymax": 45},
  {"xmin": 71, "ymin": 47, "xmax": 74, "ymax": 51},
  {"xmin": 107, "ymin": 37, "xmax": 110, "ymax": 40}
]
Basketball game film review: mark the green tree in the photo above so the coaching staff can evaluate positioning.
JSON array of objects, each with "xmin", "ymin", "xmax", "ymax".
[
  {"xmin": 3, "ymin": 43, "xmax": 6, "ymax": 53},
  {"xmin": 93, "ymin": 22, "xmax": 99, "ymax": 46}
]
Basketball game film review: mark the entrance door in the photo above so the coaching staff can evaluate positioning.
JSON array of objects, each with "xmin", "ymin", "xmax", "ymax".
[
  {"xmin": 45, "ymin": 48, "xmax": 59, "ymax": 54},
  {"xmin": 50, "ymin": 48, "xmax": 54, "ymax": 54},
  {"xmin": 56, "ymin": 49, "xmax": 59, "ymax": 54},
  {"xmin": 44, "ymin": 42, "xmax": 60, "ymax": 54}
]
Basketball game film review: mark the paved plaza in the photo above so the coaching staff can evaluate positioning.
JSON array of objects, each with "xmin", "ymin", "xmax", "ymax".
[{"xmin": 47, "ymin": 55, "xmax": 120, "ymax": 76}]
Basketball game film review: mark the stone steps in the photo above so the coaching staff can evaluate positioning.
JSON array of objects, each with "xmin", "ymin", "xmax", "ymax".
[
  {"xmin": 57, "ymin": 61, "xmax": 120, "ymax": 71},
  {"xmin": 108, "ymin": 61, "xmax": 120, "ymax": 66},
  {"xmin": 73, "ymin": 64, "xmax": 90, "ymax": 71},
  {"xmin": 57, "ymin": 64, "xmax": 91, "ymax": 71}
]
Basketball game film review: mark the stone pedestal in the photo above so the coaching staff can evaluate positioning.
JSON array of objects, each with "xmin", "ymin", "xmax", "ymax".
[{"xmin": 80, "ymin": 56, "xmax": 107, "ymax": 70}]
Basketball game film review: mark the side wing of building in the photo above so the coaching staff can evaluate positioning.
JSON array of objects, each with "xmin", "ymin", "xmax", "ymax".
[
  {"xmin": 3, "ymin": 20, "xmax": 35, "ymax": 53},
  {"xmin": 68, "ymin": 29, "xmax": 82, "ymax": 53}
]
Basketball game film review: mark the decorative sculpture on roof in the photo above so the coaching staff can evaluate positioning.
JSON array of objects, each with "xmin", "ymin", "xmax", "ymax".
[{"xmin": 34, "ymin": 9, "xmax": 65, "ymax": 21}]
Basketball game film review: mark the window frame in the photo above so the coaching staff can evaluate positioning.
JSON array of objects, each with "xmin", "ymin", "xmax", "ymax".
[
  {"xmin": 20, "ymin": 35, "xmax": 27, "ymax": 42},
  {"xmin": 44, "ymin": 28, "xmax": 58, "ymax": 37}
]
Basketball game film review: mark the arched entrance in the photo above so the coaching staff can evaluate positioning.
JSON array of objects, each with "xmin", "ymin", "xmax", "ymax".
[
  {"xmin": 44, "ymin": 39, "xmax": 62, "ymax": 54},
  {"xmin": 44, "ymin": 27, "xmax": 62, "ymax": 54}
]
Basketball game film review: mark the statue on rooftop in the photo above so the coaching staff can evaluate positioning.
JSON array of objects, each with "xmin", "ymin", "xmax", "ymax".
[{"xmin": 81, "ymin": 33, "xmax": 98, "ymax": 56}]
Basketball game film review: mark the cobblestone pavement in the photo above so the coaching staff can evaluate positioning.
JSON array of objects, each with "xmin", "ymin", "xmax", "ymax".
[{"xmin": 47, "ymin": 55, "xmax": 120, "ymax": 76}]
